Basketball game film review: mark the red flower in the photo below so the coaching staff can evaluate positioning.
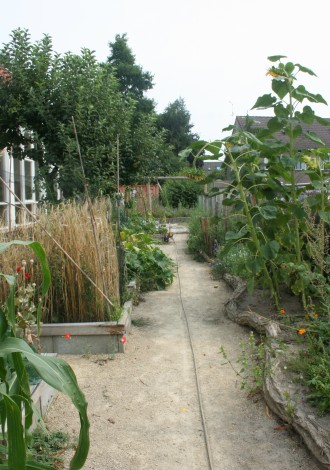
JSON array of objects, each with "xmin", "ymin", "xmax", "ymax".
[
  {"xmin": 280, "ymin": 309, "xmax": 286, "ymax": 315},
  {"xmin": 120, "ymin": 336, "xmax": 126, "ymax": 344},
  {"xmin": 63, "ymin": 333, "xmax": 71, "ymax": 339},
  {"xmin": 24, "ymin": 273, "xmax": 31, "ymax": 280},
  {"xmin": 16, "ymin": 267, "xmax": 22, "ymax": 273}
]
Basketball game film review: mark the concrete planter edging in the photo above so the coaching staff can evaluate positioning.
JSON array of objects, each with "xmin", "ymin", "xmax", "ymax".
[{"xmin": 38, "ymin": 300, "xmax": 132, "ymax": 355}]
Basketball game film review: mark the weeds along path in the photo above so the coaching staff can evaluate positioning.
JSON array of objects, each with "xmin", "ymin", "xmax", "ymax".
[{"xmin": 45, "ymin": 233, "xmax": 320, "ymax": 470}]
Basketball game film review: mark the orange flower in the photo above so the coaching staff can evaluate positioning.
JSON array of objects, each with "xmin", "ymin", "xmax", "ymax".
[
  {"xmin": 280, "ymin": 309, "xmax": 286, "ymax": 315},
  {"xmin": 298, "ymin": 328, "xmax": 306, "ymax": 335}
]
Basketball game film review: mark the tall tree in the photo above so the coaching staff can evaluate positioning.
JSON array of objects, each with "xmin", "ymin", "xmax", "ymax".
[
  {"xmin": 107, "ymin": 33, "xmax": 153, "ymax": 98},
  {"xmin": 157, "ymin": 97, "xmax": 198, "ymax": 155},
  {"xmin": 107, "ymin": 34, "xmax": 169, "ymax": 183},
  {"xmin": 0, "ymin": 29, "xmax": 134, "ymax": 199}
]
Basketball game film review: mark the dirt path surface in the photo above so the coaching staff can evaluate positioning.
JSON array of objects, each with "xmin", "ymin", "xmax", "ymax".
[{"xmin": 45, "ymin": 233, "xmax": 320, "ymax": 469}]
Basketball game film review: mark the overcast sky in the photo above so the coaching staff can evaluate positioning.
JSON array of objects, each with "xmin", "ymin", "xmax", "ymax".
[{"xmin": 1, "ymin": 0, "xmax": 329, "ymax": 141}]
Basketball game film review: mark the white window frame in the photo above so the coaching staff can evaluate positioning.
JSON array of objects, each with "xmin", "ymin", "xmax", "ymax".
[{"xmin": 0, "ymin": 148, "xmax": 38, "ymax": 229}]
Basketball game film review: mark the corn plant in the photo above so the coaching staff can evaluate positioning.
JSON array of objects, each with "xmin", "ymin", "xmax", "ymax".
[{"xmin": 0, "ymin": 240, "xmax": 89, "ymax": 470}]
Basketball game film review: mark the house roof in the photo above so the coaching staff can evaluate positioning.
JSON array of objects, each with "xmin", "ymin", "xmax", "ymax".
[{"xmin": 235, "ymin": 116, "xmax": 330, "ymax": 149}]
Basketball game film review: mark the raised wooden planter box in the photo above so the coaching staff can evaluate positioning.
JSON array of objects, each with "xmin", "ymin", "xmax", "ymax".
[{"xmin": 38, "ymin": 300, "xmax": 132, "ymax": 355}]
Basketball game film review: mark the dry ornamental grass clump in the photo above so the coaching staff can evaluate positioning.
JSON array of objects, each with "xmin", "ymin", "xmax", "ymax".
[{"xmin": 0, "ymin": 198, "xmax": 120, "ymax": 323}]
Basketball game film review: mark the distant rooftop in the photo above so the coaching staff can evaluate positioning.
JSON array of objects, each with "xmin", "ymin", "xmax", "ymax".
[{"xmin": 235, "ymin": 116, "xmax": 330, "ymax": 149}]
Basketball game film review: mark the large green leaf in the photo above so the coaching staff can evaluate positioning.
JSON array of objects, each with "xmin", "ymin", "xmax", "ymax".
[
  {"xmin": 260, "ymin": 240, "xmax": 280, "ymax": 260},
  {"xmin": 304, "ymin": 131, "xmax": 325, "ymax": 146},
  {"xmin": 291, "ymin": 125, "xmax": 303, "ymax": 139},
  {"xmin": 293, "ymin": 85, "xmax": 327, "ymax": 105},
  {"xmin": 284, "ymin": 62, "xmax": 295, "ymax": 74},
  {"xmin": 259, "ymin": 205, "xmax": 278, "ymax": 220},
  {"xmin": 246, "ymin": 258, "xmax": 263, "ymax": 274},
  {"xmin": 2, "ymin": 394, "xmax": 26, "ymax": 470},
  {"xmin": 267, "ymin": 116, "xmax": 283, "ymax": 133},
  {"xmin": 295, "ymin": 63, "xmax": 317, "ymax": 76},
  {"xmin": 225, "ymin": 227, "xmax": 248, "ymax": 241},
  {"xmin": 12, "ymin": 352, "xmax": 33, "ymax": 430},
  {"xmin": 251, "ymin": 94, "xmax": 276, "ymax": 110},
  {"xmin": 241, "ymin": 131, "xmax": 263, "ymax": 146},
  {"xmin": 274, "ymin": 103, "xmax": 289, "ymax": 118},
  {"xmin": 272, "ymin": 79, "xmax": 290, "ymax": 99},
  {"xmin": 0, "ymin": 338, "xmax": 90, "ymax": 470},
  {"xmin": 319, "ymin": 211, "xmax": 330, "ymax": 224},
  {"xmin": 0, "ymin": 308, "xmax": 8, "ymax": 340},
  {"xmin": 315, "ymin": 115, "xmax": 330, "ymax": 126},
  {"xmin": 267, "ymin": 55, "xmax": 286, "ymax": 62}
]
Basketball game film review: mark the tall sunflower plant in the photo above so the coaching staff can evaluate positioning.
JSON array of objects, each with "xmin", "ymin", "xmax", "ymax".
[{"xmin": 187, "ymin": 56, "xmax": 330, "ymax": 312}]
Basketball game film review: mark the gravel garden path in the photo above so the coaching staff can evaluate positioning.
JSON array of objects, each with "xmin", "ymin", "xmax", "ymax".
[{"xmin": 45, "ymin": 232, "xmax": 321, "ymax": 469}]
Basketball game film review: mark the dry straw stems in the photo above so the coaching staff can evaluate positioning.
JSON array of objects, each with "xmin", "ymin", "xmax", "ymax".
[{"xmin": 0, "ymin": 198, "xmax": 120, "ymax": 323}]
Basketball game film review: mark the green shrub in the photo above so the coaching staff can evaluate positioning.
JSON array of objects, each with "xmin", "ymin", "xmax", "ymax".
[
  {"xmin": 160, "ymin": 179, "xmax": 202, "ymax": 208},
  {"xmin": 212, "ymin": 244, "xmax": 252, "ymax": 280},
  {"xmin": 28, "ymin": 428, "xmax": 70, "ymax": 468},
  {"xmin": 306, "ymin": 353, "xmax": 330, "ymax": 415},
  {"xmin": 120, "ymin": 229, "xmax": 174, "ymax": 291},
  {"xmin": 187, "ymin": 208, "xmax": 208, "ymax": 254},
  {"xmin": 152, "ymin": 200, "xmax": 196, "ymax": 219},
  {"xmin": 187, "ymin": 208, "xmax": 244, "ymax": 256}
]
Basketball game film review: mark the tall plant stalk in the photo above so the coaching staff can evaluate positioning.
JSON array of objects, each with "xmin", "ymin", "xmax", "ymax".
[
  {"xmin": 287, "ymin": 85, "xmax": 307, "ymax": 308},
  {"xmin": 227, "ymin": 149, "xmax": 279, "ymax": 307}
]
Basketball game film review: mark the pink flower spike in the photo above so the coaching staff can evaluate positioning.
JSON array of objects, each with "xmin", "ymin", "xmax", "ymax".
[
  {"xmin": 63, "ymin": 333, "xmax": 71, "ymax": 339},
  {"xmin": 120, "ymin": 336, "xmax": 126, "ymax": 344}
]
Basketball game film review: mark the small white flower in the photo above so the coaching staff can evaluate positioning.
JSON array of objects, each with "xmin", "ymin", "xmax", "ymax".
[{"xmin": 21, "ymin": 259, "xmax": 27, "ymax": 266}]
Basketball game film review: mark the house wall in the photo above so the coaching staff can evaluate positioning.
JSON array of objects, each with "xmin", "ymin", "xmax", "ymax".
[{"xmin": 0, "ymin": 148, "xmax": 39, "ymax": 228}]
